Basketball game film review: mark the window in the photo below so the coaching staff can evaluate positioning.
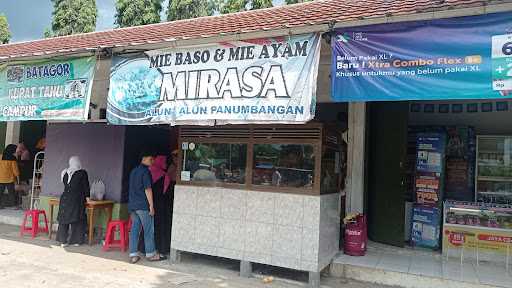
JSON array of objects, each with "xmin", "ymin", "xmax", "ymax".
[
  {"xmin": 252, "ymin": 144, "xmax": 315, "ymax": 189},
  {"xmin": 321, "ymin": 148, "xmax": 340, "ymax": 194},
  {"xmin": 182, "ymin": 143, "xmax": 247, "ymax": 184}
]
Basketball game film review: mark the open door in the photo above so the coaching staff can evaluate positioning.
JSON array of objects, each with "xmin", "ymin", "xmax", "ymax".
[{"xmin": 367, "ymin": 101, "xmax": 408, "ymax": 247}]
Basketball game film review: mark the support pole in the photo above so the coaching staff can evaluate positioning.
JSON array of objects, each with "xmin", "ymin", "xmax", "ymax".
[{"xmin": 240, "ymin": 260, "xmax": 252, "ymax": 278}]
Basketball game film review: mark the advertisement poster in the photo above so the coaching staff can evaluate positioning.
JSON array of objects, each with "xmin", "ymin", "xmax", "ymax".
[
  {"xmin": 416, "ymin": 133, "xmax": 446, "ymax": 173},
  {"xmin": 415, "ymin": 132, "xmax": 446, "ymax": 205},
  {"xmin": 107, "ymin": 33, "xmax": 321, "ymax": 125},
  {"xmin": 412, "ymin": 205, "xmax": 441, "ymax": 249},
  {"xmin": 332, "ymin": 12, "xmax": 512, "ymax": 101},
  {"xmin": 443, "ymin": 226, "xmax": 512, "ymax": 255},
  {"xmin": 0, "ymin": 56, "xmax": 96, "ymax": 121}
]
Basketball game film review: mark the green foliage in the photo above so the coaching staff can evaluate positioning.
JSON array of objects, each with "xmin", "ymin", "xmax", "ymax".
[
  {"xmin": 217, "ymin": 0, "xmax": 247, "ymax": 14},
  {"xmin": 285, "ymin": 0, "xmax": 311, "ymax": 4},
  {"xmin": 115, "ymin": 0, "xmax": 163, "ymax": 28},
  {"xmin": 43, "ymin": 27, "xmax": 53, "ymax": 38},
  {"xmin": 214, "ymin": 0, "xmax": 272, "ymax": 14},
  {"xmin": 50, "ymin": 0, "xmax": 97, "ymax": 36},
  {"xmin": 0, "ymin": 14, "xmax": 10, "ymax": 44},
  {"xmin": 167, "ymin": 0, "xmax": 212, "ymax": 21},
  {"xmin": 251, "ymin": 0, "xmax": 272, "ymax": 10}
]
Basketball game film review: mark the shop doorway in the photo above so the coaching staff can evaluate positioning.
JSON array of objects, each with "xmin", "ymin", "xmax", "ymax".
[
  {"xmin": 0, "ymin": 121, "xmax": 46, "ymax": 211},
  {"xmin": 367, "ymin": 101, "xmax": 409, "ymax": 247},
  {"xmin": 123, "ymin": 125, "xmax": 179, "ymax": 256}
]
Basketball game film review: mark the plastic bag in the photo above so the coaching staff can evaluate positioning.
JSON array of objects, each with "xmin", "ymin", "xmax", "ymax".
[{"xmin": 90, "ymin": 180, "xmax": 106, "ymax": 201}]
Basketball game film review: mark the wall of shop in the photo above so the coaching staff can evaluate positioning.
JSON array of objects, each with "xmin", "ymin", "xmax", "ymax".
[
  {"xmin": 171, "ymin": 185, "xmax": 340, "ymax": 272},
  {"xmin": 41, "ymin": 123, "xmax": 126, "ymax": 202},
  {"xmin": 409, "ymin": 100, "xmax": 512, "ymax": 135}
]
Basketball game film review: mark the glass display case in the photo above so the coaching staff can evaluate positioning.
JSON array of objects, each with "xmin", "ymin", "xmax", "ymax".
[
  {"xmin": 443, "ymin": 201, "xmax": 512, "ymax": 259},
  {"xmin": 476, "ymin": 136, "xmax": 512, "ymax": 204},
  {"xmin": 444, "ymin": 201, "xmax": 512, "ymax": 230}
]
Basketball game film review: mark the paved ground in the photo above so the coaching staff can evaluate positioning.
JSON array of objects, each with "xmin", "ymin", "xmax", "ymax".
[{"xmin": 0, "ymin": 224, "xmax": 389, "ymax": 288}]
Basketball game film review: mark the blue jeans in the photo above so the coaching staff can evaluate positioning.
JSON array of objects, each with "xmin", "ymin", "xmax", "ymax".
[{"xmin": 129, "ymin": 210, "xmax": 156, "ymax": 258}]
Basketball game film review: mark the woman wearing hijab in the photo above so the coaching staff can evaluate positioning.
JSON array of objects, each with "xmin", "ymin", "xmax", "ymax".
[
  {"xmin": 15, "ymin": 143, "xmax": 30, "ymax": 161},
  {"xmin": 149, "ymin": 155, "xmax": 171, "ymax": 255},
  {"xmin": 57, "ymin": 156, "xmax": 90, "ymax": 247},
  {"xmin": 0, "ymin": 144, "xmax": 19, "ymax": 208},
  {"xmin": 16, "ymin": 142, "xmax": 32, "ymax": 184}
]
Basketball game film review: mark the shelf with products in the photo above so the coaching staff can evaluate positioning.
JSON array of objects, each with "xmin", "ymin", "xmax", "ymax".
[
  {"xmin": 444, "ymin": 200, "xmax": 512, "ymax": 230},
  {"xmin": 476, "ymin": 136, "xmax": 512, "ymax": 204},
  {"xmin": 443, "ymin": 200, "xmax": 512, "ymax": 262}
]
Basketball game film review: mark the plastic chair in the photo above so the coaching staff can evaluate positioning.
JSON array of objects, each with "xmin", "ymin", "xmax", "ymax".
[
  {"xmin": 20, "ymin": 209, "xmax": 49, "ymax": 238},
  {"xmin": 102, "ymin": 220, "xmax": 129, "ymax": 252}
]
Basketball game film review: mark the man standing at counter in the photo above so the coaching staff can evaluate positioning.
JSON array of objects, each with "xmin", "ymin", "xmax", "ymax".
[{"xmin": 128, "ymin": 151, "xmax": 165, "ymax": 263}]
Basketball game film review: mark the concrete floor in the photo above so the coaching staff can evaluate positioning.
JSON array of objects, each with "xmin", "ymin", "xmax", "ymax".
[{"xmin": 0, "ymin": 223, "xmax": 389, "ymax": 288}]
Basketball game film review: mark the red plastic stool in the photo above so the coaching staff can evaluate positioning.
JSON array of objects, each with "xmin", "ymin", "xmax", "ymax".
[
  {"xmin": 103, "ymin": 220, "xmax": 129, "ymax": 252},
  {"xmin": 20, "ymin": 210, "xmax": 49, "ymax": 238}
]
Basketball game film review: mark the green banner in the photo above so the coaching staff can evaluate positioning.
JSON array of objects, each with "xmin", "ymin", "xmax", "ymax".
[{"xmin": 0, "ymin": 56, "xmax": 96, "ymax": 121}]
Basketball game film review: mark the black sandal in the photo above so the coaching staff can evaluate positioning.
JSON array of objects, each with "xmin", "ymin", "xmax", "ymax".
[
  {"xmin": 148, "ymin": 254, "xmax": 167, "ymax": 262},
  {"xmin": 130, "ymin": 256, "xmax": 141, "ymax": 264}
]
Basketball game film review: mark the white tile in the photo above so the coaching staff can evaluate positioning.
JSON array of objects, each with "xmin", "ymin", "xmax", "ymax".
[
  {"xmin": 272, "ymin": 225, "xmax": 302, "ymax": 258},
  {"xmin": 196, "ymin": 188, "xmax": 221, "ymax": 217},
  {"xmin": 274, "ymin": 193, "xmax": 304, "ymax": 227},
  {"xmin": 173, "ymin": 187, "xmax": 197, "ymax": 215},
  {"xmin": 194, "ymin": 245, "xmax": 218, "ymax": 257},
  {"xmin": 244, "ymin": 221, "xmax": 273, "ymax": 253},
  {"xmin": 302, "ymin": 196, "xmax": 320, "ymax": 229},
  {"xmin": 243, "ymin": 251, "xmax": 271, "ymax": 265},
  {"xmin": 194, "ymin": 216, "xmax": 220, "ymax": 246},
  {"xmin": 220, "ymin": 189, "xmax": 246, "ymax": 220},
  {"xmin": 341, "ymin": 252, "xmax": 382, "ymax": 268},
  {"xmin": 271, "ymin": 255, "xmax": 300, "ymax": 270},
  {"xmin": 171, "ymin": 213, "xmax": 196, "ymax": 244},
  {"xmin": 376, "ymin": 253, "xmax": 411, "ymax": 273},
  {"xmin": 441, "ymin": 260, "xmax": 479, "ymax": 284},
  {"xmin": 409, "ymin": 257, "xmax": 443, "ymax": 278},
  {"xmin": 246, "ymin": 192, "xmax": 275, "ymax": 224},
  {"xmin": 217, "ymin": 248, "xmax": 243, "ymax": 260},
  {"xmin": 476, "ymin": 263, "xmax": 512, "ymax": 288},
  {"xmin": 219, "ymin": 219, "xmax": 245, "ymax": 250},
  {"xmin": 301, "ymin": 227, "xmax": 319, "ymax": 263},
  {"xmin": 300, "ymin": 261, "xmax": 318, "ymax": 272}
]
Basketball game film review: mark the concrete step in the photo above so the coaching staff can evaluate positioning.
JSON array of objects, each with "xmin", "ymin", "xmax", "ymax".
[
  {"xmin": 0, "ymin": 208, "xmax": 23, "ymax": 226},
  {"xmin": 329, "ymin": 262, "xmax": 500, "ymax": 288}
]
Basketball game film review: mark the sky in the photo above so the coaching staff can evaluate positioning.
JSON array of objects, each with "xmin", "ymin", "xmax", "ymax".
[{"xmin": 0, "ymin": 0, "xmax": 284, "ymax": 43}]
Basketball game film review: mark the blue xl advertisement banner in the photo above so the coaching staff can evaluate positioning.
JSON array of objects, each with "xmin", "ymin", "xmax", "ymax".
[
  {"xmin": 411, "ymin": 205, "xmax": 441, "ymax": 249},
  {"xmin": 108, "ymin": 34, "xmax": 320, "ymax": 125},
  {"xmin": 332, "ymin": 12, "xmax": 512, "ymax": 101}
]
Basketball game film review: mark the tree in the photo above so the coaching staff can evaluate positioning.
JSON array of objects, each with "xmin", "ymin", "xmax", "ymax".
[
  {"xmin": 251, "ymin": 0, "xmax": 272, "ymax": 10},
  {"xmin": 115, "ymin": 0, "xmax": 163, "ymax": 28},
  {"xmin": 167, "ymin": 0, "xmax": 211, "ymax": 21},
  {"xmin": 285, "ymin": 0, "xmax": 311, "ymax": 4},
  {"xmin": 218, "ymin": 0, "xmax": 247, "ymax": 14},
  {"xmin": 49, "ymin": 0, "xmax": 97, "ymax": 36},
  {"xmin": 0, "ymin": 14, "xmax": 10, "ymax": 44},
  {"xmin": 215, "ymin": 0, "xmax": 272, "ymax": 14}
]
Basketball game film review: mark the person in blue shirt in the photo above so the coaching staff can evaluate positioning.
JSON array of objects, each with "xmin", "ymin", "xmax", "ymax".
[{"xmin": 128, "ymin": 151, "xmax": 165, "ymax": 263}]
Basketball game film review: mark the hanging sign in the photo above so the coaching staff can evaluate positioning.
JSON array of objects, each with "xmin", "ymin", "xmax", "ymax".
[
  {"xmin": 0, "ymin": 56, "xmax": 96, "ymax": 121},
  {"xmin": 107, "ymin": 33, "xmax": 320, "ymax": 125},
  {"xmin": 331, "ymin": 12, "xmax": 512, "ymax": 101}
]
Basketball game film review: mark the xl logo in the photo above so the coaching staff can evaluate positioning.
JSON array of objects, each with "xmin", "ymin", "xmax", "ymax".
[{"xmin": 353, "ymin": 32, "xmax": 368, "ymax": 41}]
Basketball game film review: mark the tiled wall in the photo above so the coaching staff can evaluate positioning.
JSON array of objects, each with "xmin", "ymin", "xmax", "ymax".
[{"xmin": 171, "ymin": 185, "xmax": 340, "ymax": 272}]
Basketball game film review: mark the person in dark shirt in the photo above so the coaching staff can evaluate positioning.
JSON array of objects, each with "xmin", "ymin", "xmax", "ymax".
[{"xmin": 128, "ymin": 151, "xmax": 165, "ymax": 263}]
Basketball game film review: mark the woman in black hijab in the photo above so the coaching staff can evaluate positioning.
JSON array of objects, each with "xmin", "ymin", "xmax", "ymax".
[
  {"xmin": 57, "ymin": 156, "xmax": 90, "ymax": 247},
  {"xmin": 0, "ymin": 145, "xmax": 19, "ymax": 208}
]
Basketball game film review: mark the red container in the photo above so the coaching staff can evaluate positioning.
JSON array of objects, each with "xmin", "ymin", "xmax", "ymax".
[{"xmin": 344, "ymin": 214, "xmax": 367, "ymax": 256}]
